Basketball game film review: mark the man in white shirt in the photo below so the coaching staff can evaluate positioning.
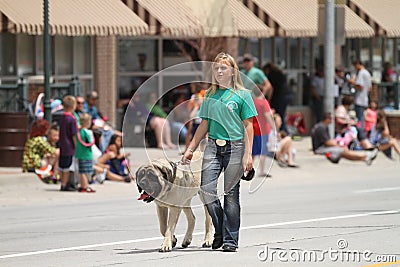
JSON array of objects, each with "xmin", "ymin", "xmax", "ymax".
[{"xmin": 348, "ymin": 60, "xmax": 372, "ymax": 130}]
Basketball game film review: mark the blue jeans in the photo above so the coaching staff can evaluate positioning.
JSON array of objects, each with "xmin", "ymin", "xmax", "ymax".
[
  {"xmin": 355, "ymin": 105, "xmax": 366, "ymax": 130},
  {"xmin": 200, "ymin": 139, "xmax": 244, "ymax": 248}
]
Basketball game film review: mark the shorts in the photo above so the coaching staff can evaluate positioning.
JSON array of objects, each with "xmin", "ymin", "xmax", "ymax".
[
  {"xmin": 59, "ymin": 155, "xmax": 73, "ymax": 171},
  {"xmin": 252, "ymin": 134, "xmax": 269, "ymax": 156},
  {"xmin": 314, "ymin": 145, "xmax": 343, "ymax": 163},
  {"xmin": 78, "ymin": 159, "xmax": 93, "ymax": 174}
]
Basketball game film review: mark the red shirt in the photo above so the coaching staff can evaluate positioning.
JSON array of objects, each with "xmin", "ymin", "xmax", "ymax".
[
  {"xmin": 253, "ymin": 98, "xmax": 271, "ymax": 136},
  {"xmin": 364, "ymin": 108, "xmax": 377, "ymax": 132}
]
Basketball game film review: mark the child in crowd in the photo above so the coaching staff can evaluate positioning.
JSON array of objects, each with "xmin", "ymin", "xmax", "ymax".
[
  {"xmin": 22, "ymin": 119, "xmax": 59, "ymax": 183},
  {"xmin": 269, "ymin": 113, "xmax": 298, "ymax": 168},
  {"xmin": 252, "ymin": 86, "xmax": 274, "ymax": 177},
  {"xmin": 47, "ymin": 125, "xmax": 60, "ymax": 147},
  {"xmin": 46, "ymin": 125, "xmax": 60, "ymax": 178},
  {"xmin": 58, "ymin": 95, "xmax": 78, "ymax": 191},
  {"xmin": 364, "ymin": 100, "xmax": 378, "ymax": 138},
  {"xmin": 92, "ymin": 130, "xmax": 131, "ymax": 183},
  {"xmin": 75, "ymin": 113, "xmax": 96, "ymax": 193},
  {"xmin": 370, "ymin": 110, "xmax": 400, "ymax": 159},
  {"xmin": 106, "ymin": 134, "xmax": 131, "ymax": 182}
]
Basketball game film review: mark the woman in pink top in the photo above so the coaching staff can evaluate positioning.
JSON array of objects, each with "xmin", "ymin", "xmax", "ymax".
[{"xmin": 364, "ymin": 100, "xmax": 378, "ymax": 137}]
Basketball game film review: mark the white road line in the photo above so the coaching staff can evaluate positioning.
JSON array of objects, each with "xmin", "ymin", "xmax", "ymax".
[
  {"xmin": 0, "ymin": 209, "xmax": 399, "ymax": 260},
  {"xmin": 354, "ymin": 187, "xmax": 400, "ymax": 194}
]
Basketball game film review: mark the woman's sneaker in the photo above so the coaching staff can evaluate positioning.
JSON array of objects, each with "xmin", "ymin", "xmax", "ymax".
[
  {"xmin": 95, "ymin": 169, "xmax": 107, "ymax": 184},
  {"xmin": 365, "ymin": 148, "xmax": 378, "ymax": 165}
]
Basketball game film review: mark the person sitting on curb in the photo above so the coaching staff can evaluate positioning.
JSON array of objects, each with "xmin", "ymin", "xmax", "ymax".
[
  {"xmin": 91, "ymin": 130, "xmax": 132, "ymax": 183},
  {"xmin": 268, "ymin": 113, "xmax": 298, "ymax": 168},
  {"xmin": 22, "ymin": 119, "xmax": 60, "ymax": 184},
  {"xmin": 146, "ymin": 92, "xmax": 187, "ymax": 144},
  {"xmin": 335, "ymin": 95, "xmax": 375, "ymax": 150},
  {"xmin": 311, "ymin": 112, "xmax": 378, "ymax": 165},
  {"xmin": 369, "ymin": 110, "xmax": 400, "ymax": 160}
]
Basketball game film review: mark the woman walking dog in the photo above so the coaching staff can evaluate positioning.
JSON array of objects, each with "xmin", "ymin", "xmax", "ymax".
[{"xmin": 182, "ymin": 52, "xmax": 257, "ymax": 252}]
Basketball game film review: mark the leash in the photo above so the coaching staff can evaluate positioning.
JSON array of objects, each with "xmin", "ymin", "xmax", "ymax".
[{"xmin": 170, "ymin": 160, "xmax": 195, "ymax": 178}]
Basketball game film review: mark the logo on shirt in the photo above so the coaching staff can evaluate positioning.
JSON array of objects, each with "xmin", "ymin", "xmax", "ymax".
[{"xmin": 226, "ymin": 101, "xmax": 238, "ymax": 112}]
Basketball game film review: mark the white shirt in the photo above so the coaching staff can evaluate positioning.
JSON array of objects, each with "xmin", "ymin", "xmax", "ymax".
[{"xmin": 354, "ymin": 68, "xmax": 371, "ymax": 107}]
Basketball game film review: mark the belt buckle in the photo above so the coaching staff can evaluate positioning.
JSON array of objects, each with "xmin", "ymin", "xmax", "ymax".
[{"xmin": 216, "ymin": 139, "xmax": 227, "ymax": 146}]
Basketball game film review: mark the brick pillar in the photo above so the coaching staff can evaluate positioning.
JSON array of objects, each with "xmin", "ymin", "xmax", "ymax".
[
  {"xmin": 385, "ymin": 111, "xmax": 400, "ymax": 139},
  {"xmin": 94, "ymin": 36, "xmax": 117, "ymax": 126}
]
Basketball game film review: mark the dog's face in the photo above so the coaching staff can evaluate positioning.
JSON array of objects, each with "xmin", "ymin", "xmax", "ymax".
[{"xmin": 135, "ymin": 163, "xmax": 174, "ymax": 203}]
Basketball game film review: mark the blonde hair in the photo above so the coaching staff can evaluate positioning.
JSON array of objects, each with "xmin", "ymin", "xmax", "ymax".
[
  {"xmin": 80, "ymin": 113, "xmax": 92, "ymax": 128},
  {"xmin": 207, "ymin": 52, "xmax": 245, "ymax": 98},
  {"xmin": 62, "ymin": 95, "xmax": 76, "ymax": 111}
]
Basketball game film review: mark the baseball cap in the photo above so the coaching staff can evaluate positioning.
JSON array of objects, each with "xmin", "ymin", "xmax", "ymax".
[{"xmin": 243, "ymin": 53, "xmax": 254, "ymax": 62}]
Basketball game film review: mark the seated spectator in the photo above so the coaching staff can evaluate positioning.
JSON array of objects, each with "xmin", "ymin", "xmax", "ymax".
[
  {"xmin": 125, "ymin": 91, "xmax": 176, "ymax": 149},
  {"xmin": 369, "ymin": 110, "xmax": 400, "ymax": 159},
  {"xmin": 364, "ymin": 100, "xmax": 378, "ymax": 138},
  {"xmin": 105, "ymin": 134, "xmax": 132, "ymax": 182},
  {"xmin": 269, "ymin": 113, "xmax": 298, "ymax": 168},
  {"xmin": 46, "ymin": 125, "xmax": 60, "ymax": 178},
  {"xmin": 311, "ymin": 112, "xmax": 378, "ymax": 165},
  {"xmin": 91, "ymin": 130, "xmax": 131, "ymax": 183},
  {"xmin": 335, "ymin": 95, "xmax": 375, "ymax": 150},
  {"xmin": 22, "ymin": 119, "xmax": 60, "ymax": 183},
  {"xmin": 146, "ymin": 92, "xmax": 187, "ymax": 143},
  {"xmin": 47, "ymin": 125, "xmax": 60, "ymax": 147}
]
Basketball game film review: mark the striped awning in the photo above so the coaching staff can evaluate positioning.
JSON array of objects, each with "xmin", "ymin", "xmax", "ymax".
[
  {"xmin": 124, "ymin": 0, "xmax": 273, "ymax": 38},
  {"xmin": 243, "ymin": 0, "xmax": 374, "ymax": 38},
  {"xmin": 186, "ymin": 0, "xmax": 273, "ymax": 38},
  {"xmin": 123, "ymin": 0, "xmax": 202, "ymax": 37},
  {"xmin": 0, "ymin": 0, "xmax": 148, "ymax": 36},
  {"xmin": 348, "ymin": 0, "xmax": 400, "ymax": 37},
  {"xmin": 343, "ymin": 4, "xmax": 374, "ymax": 38}
]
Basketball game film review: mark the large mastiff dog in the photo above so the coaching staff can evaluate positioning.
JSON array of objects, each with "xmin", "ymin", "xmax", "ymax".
[{"xmin": 136, "ymin": 151, "xmax": 213, "ymax": 252}]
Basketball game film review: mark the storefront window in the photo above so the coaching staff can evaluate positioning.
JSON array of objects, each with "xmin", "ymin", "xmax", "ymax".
[
  {"xmin": 74, "ymin": 37, "xmax": 91, "ymax": 74},
  {"xmin": 17, "ymin": 35, "xmax": 34, "ymax": 76},
  {"xmin": 261, "ymin": 38, "xmax": 272, "ymax": 65},
  {"xmin": 35, "ymin": 36, "xmax": 44, "ymax": 74},
  {"xmin": 55, "ymin": 36, "xmax": 73, "ymax": 75},
  {"xmin": 0, "ymin": 33, "xmax": 16, "ymax": 76},
  {"xmin": 118, "ymin": 39, "xmax": 157, "ymax": 72}
]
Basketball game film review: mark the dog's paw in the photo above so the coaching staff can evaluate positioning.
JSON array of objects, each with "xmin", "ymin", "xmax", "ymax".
[
  {"xmin": 159, "ymin": 241, "xmax": 173, "ymax": 252},
  {"xmin": 202, "ymin": 240, "xmax": 212, "ymax": 248},
  {"xmin": 172, "ymin": 235, "xmax": 177, "ymax": 248},
  {"xmin": 159, "ymin": 245, "xmax": 172, "ymax": 253},
  {"xmin": 181, "ymin": 239, "xmax": 191, "ymax": 248}
]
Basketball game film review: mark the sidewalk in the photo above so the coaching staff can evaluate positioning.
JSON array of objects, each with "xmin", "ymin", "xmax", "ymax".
[{"xmin": 0, "ymin": 137, "xmax": 397, "ymax": 207}]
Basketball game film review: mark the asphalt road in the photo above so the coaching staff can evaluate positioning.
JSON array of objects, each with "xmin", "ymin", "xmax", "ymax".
[{"xmin": 0, "ymin": 137, "xmax": 399, "ymax": 267}]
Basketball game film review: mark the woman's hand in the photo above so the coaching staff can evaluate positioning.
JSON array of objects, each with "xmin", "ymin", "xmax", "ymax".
[
  {"xmin": 242, "ymin": 153, "xmax": 253, "ymax": 172},
  {"xmin": 181, "ymin": 148, "xmax": 194, "ymax": 165}
]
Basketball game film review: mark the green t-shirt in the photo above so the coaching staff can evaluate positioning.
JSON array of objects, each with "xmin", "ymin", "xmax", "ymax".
[
  {"xmin": 146, "ymin": 103, "xmax": 167, "ymax": 119},
  {"xmin": 241, "ymin": 67, "xmax": 267, "ymax": 90},
  {"xmin": 199, "ymin": 88, "xmax": 257, "ymax": 141},
  {"xmin": 75, "ymin": 128, "xmax": 93, "ymax": 160}
]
